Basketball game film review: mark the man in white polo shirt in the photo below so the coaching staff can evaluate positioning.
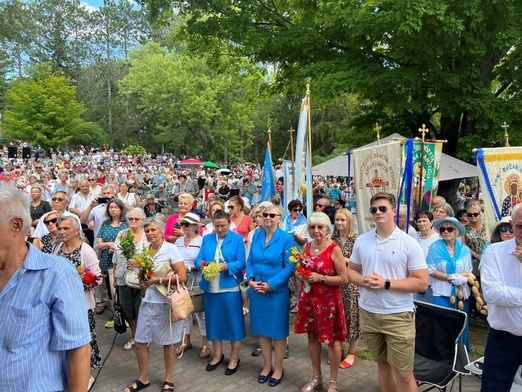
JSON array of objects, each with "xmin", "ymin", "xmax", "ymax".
[
  {"xmin": 480, "ymin": 203, "xmax": 522, "ymax": 392},
  {"xmin": 348, "ymin": 192, "xmax": 428, "ymax": 392}
]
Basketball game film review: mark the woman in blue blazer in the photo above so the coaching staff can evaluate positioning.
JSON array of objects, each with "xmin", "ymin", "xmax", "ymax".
[
  {"xmin": 195, "ymin": 211, "xmax": 246, "ymax": 375},
  {"xmin": 246, "ymin": 204, "xmax": 295, "ymax": 386}
]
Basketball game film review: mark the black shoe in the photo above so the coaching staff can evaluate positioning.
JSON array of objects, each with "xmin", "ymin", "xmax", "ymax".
[
  {"xmin": 206, "ymin": 354, "xmax": 224, "ymax": 372},
  {"xmin": 225, "ymin": 358, "xmax": 240, "ymax": 375},
  {"xmin": 269, "ymin": 369, "xmax": 284, "ymax": 387},
  {"xmin": 258, "ymin": 369, "xmax": 273, "ymax": 384}
]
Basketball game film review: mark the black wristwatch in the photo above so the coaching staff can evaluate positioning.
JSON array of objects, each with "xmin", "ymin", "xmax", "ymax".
[{"xmin": 385, "ymin": 280, "xmax": 391, "ymax": 290}]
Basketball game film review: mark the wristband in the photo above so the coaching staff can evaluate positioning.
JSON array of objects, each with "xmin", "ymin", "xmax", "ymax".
[
  {"xmin": 321, "ymin": 275, "xmax": 326, "ymax": 283},
  {"xmin": 159, "ymin": 278, "xmax": 163, "ymax": 285}
]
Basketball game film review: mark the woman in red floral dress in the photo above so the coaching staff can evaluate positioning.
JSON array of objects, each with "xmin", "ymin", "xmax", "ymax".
[{"xmin": 294, "ymin": 212, "xmax": 348, "ymax": 392}]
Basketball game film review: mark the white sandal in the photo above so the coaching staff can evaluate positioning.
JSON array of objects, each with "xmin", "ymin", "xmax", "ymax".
[{"xmin": 123, "ymin": 340, "xmax": 135, "ymax": 350}]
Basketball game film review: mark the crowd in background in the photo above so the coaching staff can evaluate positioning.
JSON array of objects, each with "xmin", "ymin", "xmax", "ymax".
[{"xmin": 0, "ymin": 145, "xmax": 520, "ymax": 392}]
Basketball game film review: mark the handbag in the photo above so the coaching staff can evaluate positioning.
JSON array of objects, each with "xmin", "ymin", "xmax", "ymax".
[
  {"xmin": 113, "ymin": 290, "xmax": 127, "ymax": 335},
  {"xmin": 166, "ymin": 274, "xmax": 194, "ymax": 322},
  {"xmin": 125, "ymin": 269, "xmax": 141, "ymax": 289},
  {"xmin": 189, "ymin": 275, "xmax": 205, "ymax": 313},
  {"xmin": 238, "ymin": 279, "xmax": 250, "ymax": 301}
]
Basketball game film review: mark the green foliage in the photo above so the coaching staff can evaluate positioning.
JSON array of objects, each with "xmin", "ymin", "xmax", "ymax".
[
  {"xmin": 119, "ymin": 43, "xmax": 266, "ymax": 160},
  {"xmin": 2, "ymin": 64, "xmax": 105, "ymax": 149},
  {"xmin": 122, "ymin": 144, "xmax": 147, "ymax": 155},
  {"xmin": 146, "ymin": 0, "xmax": 522, "ymax": 160}
]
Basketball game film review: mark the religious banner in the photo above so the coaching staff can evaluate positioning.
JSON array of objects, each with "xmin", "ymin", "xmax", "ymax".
[
  {"xmin": 475, "ymin": 147, "xmax": 522, "ymax": 237},
  {"xmin": 410, "ymin": 140, "xmax": 444, "ymax": 213},
  {"xmin": 353, "ymin": 141, "xmax": 403, "ymax": 233}
]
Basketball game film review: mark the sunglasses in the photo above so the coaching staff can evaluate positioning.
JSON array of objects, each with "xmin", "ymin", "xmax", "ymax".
[
  {"xmin": 309, "ymin": 224, "xmax": 325, "ymax": 230},
  {"xmin": 35, "ymin": 167, "xmax": 43, "ymax": 169},
  {"xmin": 316, "ymin": 204, "xmax": 325, "ymax": 208},
  {"xmin": 227, "ymin": 205, "xmax": 235, "ymax": 209},
  {"xmin": 499, "ymin": 226, "xmax": 514, "ymax": 234},
  {"xmin": 51, "ymin": 197, "xmax": 65, "ymax": 202},
  {"xmin": 88, "ymin": 178, "xmax": 96, "ymax": 181},
  {"xmin": 439, "ymin": 226, "xmax": 456, "ymax": 233},
  {"xmin": 262, "ymin": 212, "xmax": 281, "ymax": 218},
  {"xmin": 257, "ymin": 186, "xmax": 262, "ymax": 188},
  {"xmin": 292, "ymin": 208, "xmax": 302, "ymax": 212},
  {"xmin": 44, "ymin": 217, "xmax": 58, "ymax": 225},
  {"xmin": 467, "ymin": 212, "xmax": 480, "ymax": 217},
  {"xmin": 369, "ymin": 206, "xmax": 388, "ymax": 214},
  {"xmin": 127, "ymin": 217, "xmax": 141, "ymax": 222},
  {"xmin": 179, "ymin": 222, "xmax": 192, "ymax": 227},
  {"xmin": 212, "ymin": 209, "xmax": 223, "ymax": 214}
]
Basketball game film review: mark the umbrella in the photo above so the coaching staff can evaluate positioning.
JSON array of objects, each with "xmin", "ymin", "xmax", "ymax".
[
  {"xmin": 179, "ymin": 158, "xmax": 203, "ymax": 167},
  {"xmin": 217, "ymin": 168, "xmax": 231, "ymax": 176},
  {"xmin": 203, "ymin": 161, "xmax": 220, "ymax": 169}
]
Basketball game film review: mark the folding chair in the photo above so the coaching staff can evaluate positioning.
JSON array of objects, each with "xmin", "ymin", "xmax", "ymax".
[{"xmin": 413, "ymin": 300, "xmax": 471, "ymax": 391}]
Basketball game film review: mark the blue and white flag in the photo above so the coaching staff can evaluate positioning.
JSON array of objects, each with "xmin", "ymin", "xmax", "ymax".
[{"xmin": 261, "ymin": 147, "xmax": 276, "ymax": 202}]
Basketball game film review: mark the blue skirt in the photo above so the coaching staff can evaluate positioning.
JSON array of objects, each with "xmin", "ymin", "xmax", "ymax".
[
  {"xmin": 250, "ymin": 288, "xmax": 290, "ymax": 340},
  {"xmin": 204, "ymin": 291, "xmax": 245, "ymax": 342}
]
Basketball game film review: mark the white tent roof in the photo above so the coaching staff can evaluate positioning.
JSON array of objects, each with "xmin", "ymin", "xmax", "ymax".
[{"xmin": 311, "ymin": 133, "xmax": 477, "ymax": 181}]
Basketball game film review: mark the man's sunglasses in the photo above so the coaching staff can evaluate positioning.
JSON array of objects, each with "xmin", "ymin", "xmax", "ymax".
[{"xmin": 369, "ymin": 206, "xmax": 388, "ymax": 214}]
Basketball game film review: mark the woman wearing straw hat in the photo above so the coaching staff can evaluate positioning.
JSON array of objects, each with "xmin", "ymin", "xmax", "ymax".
[{"xmin": 427, "ymin": 217, "xmax": 472, "ymax": 350}]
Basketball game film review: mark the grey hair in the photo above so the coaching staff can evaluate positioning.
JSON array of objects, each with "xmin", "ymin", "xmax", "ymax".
[
  {"xmin": 0, "ymin": 187, "xmax": 31, "ymax": 234},
  {"xmin": 434, "ymin": 202, "xmax": 455, "ymax": 217},
  {"xmin": 128, "ymin": 207, "xmax": 146, "ymax": 221},
  {"xmin": 53, "ymin": 190, "xmax": 70, "ymax": 203},
  {"xmin": 178, "ymin": 193, "xmax": 194, "ymax": 204},
  {"xmin": 307, "ymin": 212, "xmax": 333, "ymax": 239},
  {"xmin": 144, "ymin": 216, "xmax": 166, "ymax": 233},
  {"xmin": 102, "ymin": 184, "xmax": 117, "ymax": 196},
  {"xmin": 56, "ymin": 216, "xmax": 85, "ymax": 240}
]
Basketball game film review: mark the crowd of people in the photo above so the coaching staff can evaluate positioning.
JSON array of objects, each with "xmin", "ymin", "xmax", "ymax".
[{"xmin": 0, "ymin": 146, "xmax": 520, "ymax": 392}]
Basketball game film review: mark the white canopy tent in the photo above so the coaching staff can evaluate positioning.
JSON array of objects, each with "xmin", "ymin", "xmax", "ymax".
[{"xmin": 311, "ymin": 133, "xmax": 477, "ymax": 181}]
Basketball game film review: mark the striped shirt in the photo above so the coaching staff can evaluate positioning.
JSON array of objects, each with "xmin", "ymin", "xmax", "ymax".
[{"xmin": 0, "ymin": 244, "xmax": 91, "ymax": 391}]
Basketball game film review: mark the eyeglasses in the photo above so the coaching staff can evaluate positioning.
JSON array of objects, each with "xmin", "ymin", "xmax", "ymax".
[
  {"xmin": 467, "ymin": 212, "xmax": 480, "ymax": 217},
  {"xmin": 316, "ymin": 204, "xmax": 325, "ymax": 208},
  {"xmin": 127, "ymin": 217, "xmax": 141, "ymax": 222},
  {"xmin": 44, "ymin": 217, "xmax": 58, "ymax": 225},
  {"xmin": 439, "ymin": 226, "xmax": 456, "ymax": 233},
  {"xmin": 499, "ymin": 227, "xmax": 514, "ymax": 234},
  {"xmin": 51, "ymin": 197, "xmax": 65, "ymax": 202},
  {"xmin": 292, "ymin": 208, "xmax": 302, "ymax": 212},
  {"xmin": 309, "ymin": 224, "xmax": 325, "ymax": 230},
  {"xmin": 369, "ymin": 206, "xmax": 388, "ymax": 214},
  {"xmin": 262, "ymin": 213, "xmax": 281, "ymax": 218},
  {"xmin": 179, "ymin": 222, "xmax": 191, "ymax": 227}
]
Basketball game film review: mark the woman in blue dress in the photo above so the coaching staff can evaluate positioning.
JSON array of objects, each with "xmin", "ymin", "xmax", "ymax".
[
  {"xmin": 247, "ymin": 204, "xmax": 295, "ymax": 387},
  {"xmin": 194, "ymin": 211, "xmax": 246, "ymax": 375}
]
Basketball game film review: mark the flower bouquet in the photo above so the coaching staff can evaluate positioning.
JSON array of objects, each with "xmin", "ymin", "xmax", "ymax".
[
  {"xmin": 77, "ymin": 266, "xmax": 101, "ymax": 292},
  {"xmin": 201, "ymin": 259, "xmax": 221, "ymax": 281},
  {"xmin": 288, "ymin": 246, "xmax": 316, "ymax": 293},
  {"xmin": 134, "ymin": 248, "xmax": 154, "ymax": 297},
  {"xmin": 118, "ymin": 229, "xmax": 136, "ymax": 260}
]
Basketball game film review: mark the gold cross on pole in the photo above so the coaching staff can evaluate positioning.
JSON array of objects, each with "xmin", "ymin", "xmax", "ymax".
[
  {"xmin": 374, "ymin": 122, "xmax": 382, "ymax": 145},
  {"xmin": 501, "ymin": 121, "xmax": 510, "ymax": 147},
  {"xmin": 267, "ymin": 118, "xmax": 272, "ymax": 154},
  {"xmin": 418, "ymin": 124, "xmax": 429, "ymax": 142}
]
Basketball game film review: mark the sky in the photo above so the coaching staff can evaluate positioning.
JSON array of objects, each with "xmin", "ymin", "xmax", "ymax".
[{"xmin": 81, "ymin": 0, "xmax": 140, "ymax": 11}]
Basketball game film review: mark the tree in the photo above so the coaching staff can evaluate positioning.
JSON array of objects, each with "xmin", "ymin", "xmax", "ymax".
[
  {"xmin": 120, "ymin": 43, "xmax": 265, "ymax": 160},
  {"xmin": 2, "ymin": 64, "xmax": 106, "ymax": 149},
  {"xmin": 143, "ymin": 0, "xmax": 522, "ymax": 160}
]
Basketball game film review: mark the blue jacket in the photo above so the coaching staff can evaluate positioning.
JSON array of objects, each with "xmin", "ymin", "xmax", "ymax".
[
  {"xmin": 246, "ymin": 228, "xmax": 295, "ymax": 293},
  {"xmin": 195, "ymin": 230, "xmax": 246, "ymax": 291}
]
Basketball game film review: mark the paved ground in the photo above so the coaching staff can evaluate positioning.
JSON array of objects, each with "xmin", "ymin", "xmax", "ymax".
[{"xmin": 90, "ymin": 308, "xmax": 482, "ymax": 392}]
